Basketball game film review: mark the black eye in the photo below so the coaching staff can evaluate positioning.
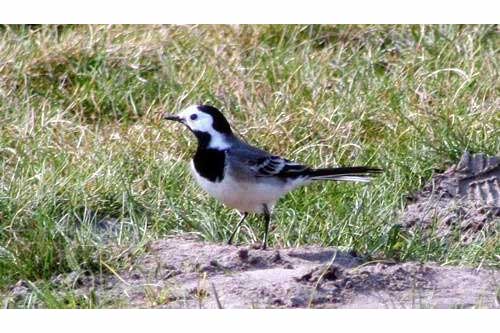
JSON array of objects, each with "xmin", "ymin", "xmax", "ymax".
[{"xmin": 190, "ymin": 114, "xmax": 198, "ymax": 120}]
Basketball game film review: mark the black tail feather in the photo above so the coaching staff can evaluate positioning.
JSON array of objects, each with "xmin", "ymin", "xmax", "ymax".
[{"xmin": 307, "ymin": 166, "xmax": 382, "ymax": 182}]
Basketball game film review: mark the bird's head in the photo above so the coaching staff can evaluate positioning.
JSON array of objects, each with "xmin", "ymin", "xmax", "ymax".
[{"xmin": 163, "ymin": 104, "xmax": 233, "ymax": 149}]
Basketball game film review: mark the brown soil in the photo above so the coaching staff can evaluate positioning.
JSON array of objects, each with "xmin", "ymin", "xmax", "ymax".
[
  {"xmin": 29, "ymin": 235, "xmax": 497, "ymax": 308},
  {"xmin": 401, "ymin": 152, "xmax": 499, "ymax": 243}
]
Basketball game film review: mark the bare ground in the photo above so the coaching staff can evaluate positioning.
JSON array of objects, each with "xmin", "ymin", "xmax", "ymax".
[
  {"xmin": 98, "ymin": 235, "xmax": 499, "ymax": 308},
  {"xmin": 401, "ymin": 152, "xmax": 499, "ymax": 243},
  {"xmin": 14, "ymin": 234, "xmax": 493, "ymax": 309}
]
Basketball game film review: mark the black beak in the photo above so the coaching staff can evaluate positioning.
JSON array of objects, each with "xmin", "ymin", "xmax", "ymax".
[{"xmin": 163, "ymin": 114, "xmax": 183, "ymax": 122}]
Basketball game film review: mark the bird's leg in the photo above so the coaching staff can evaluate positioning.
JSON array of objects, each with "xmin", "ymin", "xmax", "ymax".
[
  {"xmin": 261, "ymin": 204, "xmax": 271, "ymax": 250},
  {"xmin": 227, "ymin": 212, "xmax": 248, "ymax": 245}
]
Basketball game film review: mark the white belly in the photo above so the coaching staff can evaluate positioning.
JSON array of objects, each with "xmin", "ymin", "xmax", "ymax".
[{"xmin": 190, "ymin": 161, "xmax": 300, "ymax": 213}]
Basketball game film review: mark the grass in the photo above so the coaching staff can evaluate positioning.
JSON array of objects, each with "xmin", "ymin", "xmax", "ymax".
[{"xmin": 0, "ymin": 25, "xmax": 498, "ymax": 308}]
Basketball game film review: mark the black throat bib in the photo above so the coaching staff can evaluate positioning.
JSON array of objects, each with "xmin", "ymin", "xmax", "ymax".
[{"xmin": 192, "ymin": 131, "xmax": 226, "ymax": 183}]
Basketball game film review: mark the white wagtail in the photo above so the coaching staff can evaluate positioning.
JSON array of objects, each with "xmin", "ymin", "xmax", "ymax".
[{"xmin": 164, "ymin": 104, "xmax": 381, "ymax": 249}]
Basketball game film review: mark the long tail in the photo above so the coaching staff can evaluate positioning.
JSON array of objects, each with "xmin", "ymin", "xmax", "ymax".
[{"xmin": 307, "ymin": 166, "xmax": 382, "ymax": 183}]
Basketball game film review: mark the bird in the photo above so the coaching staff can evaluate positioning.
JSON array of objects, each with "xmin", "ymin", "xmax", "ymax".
[{"xmin": 163, "ymin": 104, "xmax": 382, "ymax": 249}]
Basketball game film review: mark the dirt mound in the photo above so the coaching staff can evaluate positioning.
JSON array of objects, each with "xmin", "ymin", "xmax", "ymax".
[
  {"xmin": 402, "ymin": 152, "xmax": 500, "ymax": 243},
  {"xmin": 12, "ymin": 235, "xmax": 492, "ymax": 309}
]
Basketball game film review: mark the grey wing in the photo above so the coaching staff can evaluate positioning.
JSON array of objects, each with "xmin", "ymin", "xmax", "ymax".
[{"xmin": 226, "ymin": 145, "xmax": 310, "ymax": 180}]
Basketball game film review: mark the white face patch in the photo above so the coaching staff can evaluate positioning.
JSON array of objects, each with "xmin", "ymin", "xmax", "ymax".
[
  {"xmin": 177, "ymin": 105, "xmax": 213, "ymax": 133},
  {"xmin": 176, "ymin": 105, "xmax": 231, "ymax": 149}
]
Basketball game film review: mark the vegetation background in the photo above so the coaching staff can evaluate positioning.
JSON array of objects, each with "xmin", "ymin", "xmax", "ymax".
[{"xmin": 0, "ymin": 25, "xmax": 498, "ymax": 307}]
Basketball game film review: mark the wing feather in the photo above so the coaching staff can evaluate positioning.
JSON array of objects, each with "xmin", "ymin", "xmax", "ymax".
[{"xmin": 227, "ymin": 147, "xmax": 309, "ymax": 179}]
